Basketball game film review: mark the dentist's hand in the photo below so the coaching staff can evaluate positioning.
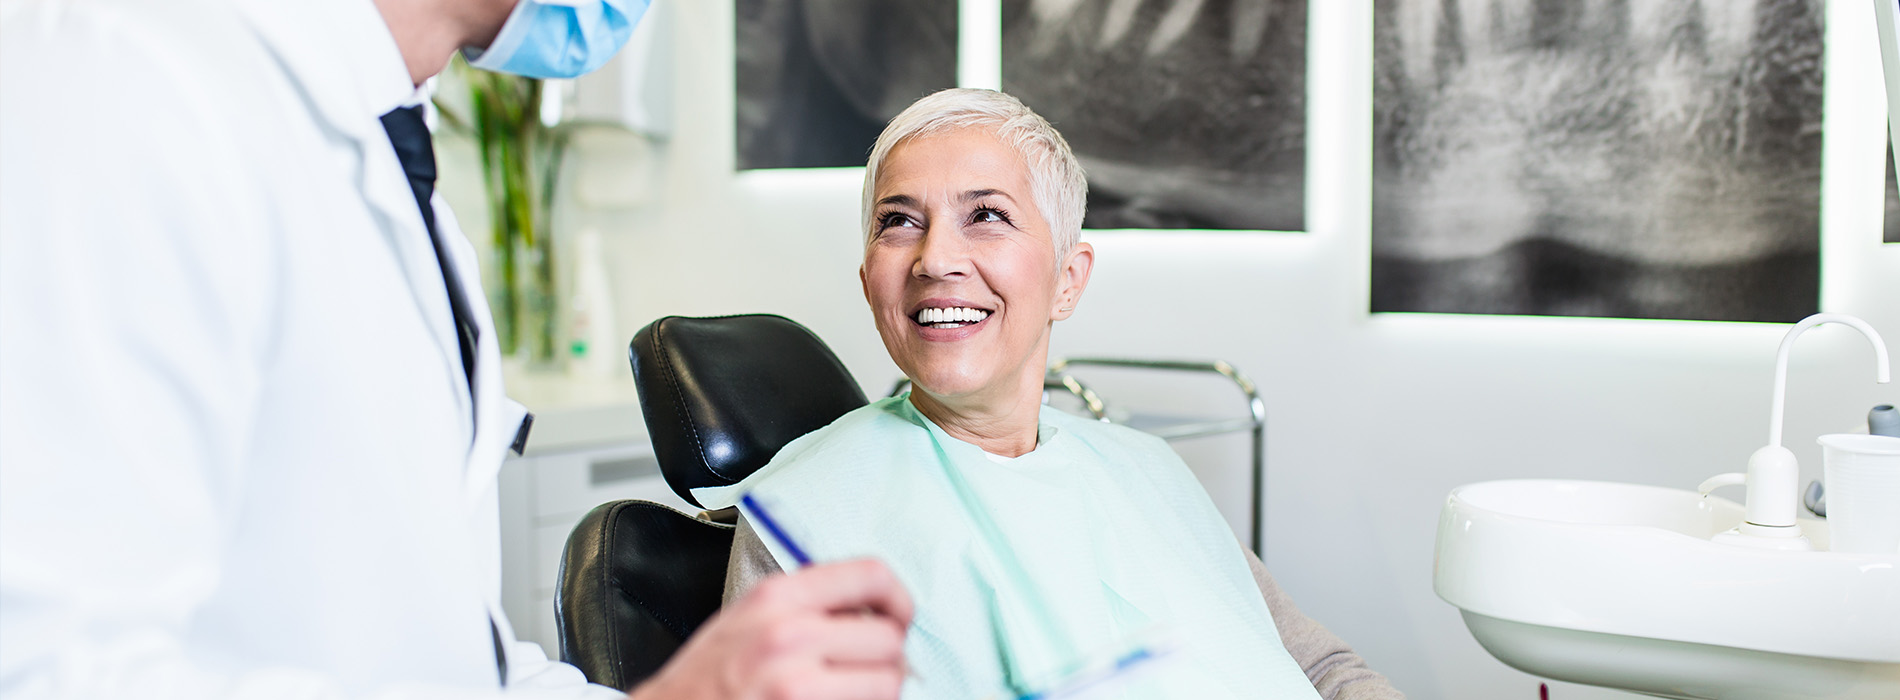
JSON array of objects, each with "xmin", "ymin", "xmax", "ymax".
[{"xmin": 629, "ymin": 559, "xmax": 914, "ymax": 700}]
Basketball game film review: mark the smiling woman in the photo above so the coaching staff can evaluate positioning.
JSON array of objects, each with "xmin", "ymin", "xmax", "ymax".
[{"xmin": 693, "ymin": 89, "xmax": 1403, "ymax": 700}]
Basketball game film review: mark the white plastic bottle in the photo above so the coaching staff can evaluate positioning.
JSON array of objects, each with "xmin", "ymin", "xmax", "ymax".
[{"xmin": 566, "ymin": 228, "xmax": 619, "ymax": 378}]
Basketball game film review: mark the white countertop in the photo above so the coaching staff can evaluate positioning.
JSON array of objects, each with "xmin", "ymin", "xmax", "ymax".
[{"xmin": 502, "ymin": 362, "xmax": 649, "ymax": 456}]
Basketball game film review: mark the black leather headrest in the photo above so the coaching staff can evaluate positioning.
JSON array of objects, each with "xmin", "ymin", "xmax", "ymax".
[
  {"xmin": 556, "ymin": 500, "xmax": 734, "ymax": 690},
  {"xmin": 628, "ymin": 315, "xmax": 868, "ymax": 507}
]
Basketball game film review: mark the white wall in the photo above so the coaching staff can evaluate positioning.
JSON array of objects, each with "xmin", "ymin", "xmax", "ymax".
[{"xmin": 445, "ymin": 1, "xmax": 1900, "ymax": 697}]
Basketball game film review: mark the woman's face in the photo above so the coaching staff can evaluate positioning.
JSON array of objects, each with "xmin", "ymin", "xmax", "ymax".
[{"xmin": 861, "ymin": 127, "xmax": 1093, "ymax": 408}]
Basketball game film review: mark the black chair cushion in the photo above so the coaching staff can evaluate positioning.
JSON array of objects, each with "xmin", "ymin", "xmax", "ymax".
[
  {"xmin": 628, "ymin": 314, "xmax": 869, "ymax": 508},
  {"xmin": 556, "ymin": 500, "xmax": 735, "ymax": 691}
]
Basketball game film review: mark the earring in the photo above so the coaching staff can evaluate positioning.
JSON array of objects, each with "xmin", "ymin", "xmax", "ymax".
[{"xmin": 1058, "ymin": 306, "xmax": 1074, "ymax": 312}]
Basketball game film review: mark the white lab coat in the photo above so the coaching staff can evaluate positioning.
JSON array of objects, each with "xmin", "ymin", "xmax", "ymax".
[{"xmin": 0, "ymin": 0, "xmax": 621, "ymax": 698}]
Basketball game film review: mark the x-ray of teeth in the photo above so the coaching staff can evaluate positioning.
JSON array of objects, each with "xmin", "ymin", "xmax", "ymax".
[
  {"xmin": 736, "ymin": 0, "xmax": 959, "ymax": 170},
  {"xmin": 1003, "ymin": 0, "xmax": 1308, "ymax": 232},
  {"xmin": 1373, "ymin": 0, "xmax": 1823, "ymax": 322}
]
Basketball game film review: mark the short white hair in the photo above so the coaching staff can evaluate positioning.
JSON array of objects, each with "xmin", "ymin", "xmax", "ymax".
[{"xmin": 861, "ymin": 88, "xmax": 1087, "ymax": 261}]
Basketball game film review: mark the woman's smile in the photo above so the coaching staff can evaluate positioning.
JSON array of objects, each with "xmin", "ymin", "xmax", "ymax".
[{"xmin": 909, "ymin": 298, "xmax": 995, "ymax": 340}]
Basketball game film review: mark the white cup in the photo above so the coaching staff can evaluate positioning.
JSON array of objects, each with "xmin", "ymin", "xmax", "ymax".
[{"xmin": 1819, "ymin": 433, "xmax": 1900, "ymax": 555}]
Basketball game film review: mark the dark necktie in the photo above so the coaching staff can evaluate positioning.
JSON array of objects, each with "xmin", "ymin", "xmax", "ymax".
[
  {"xmin": 379, "ymin": 105, "xmax": 479, "ymax": 408},
  {"xmin": 378, "ymin": 105, "xmax": 507, "ymax": 687}
]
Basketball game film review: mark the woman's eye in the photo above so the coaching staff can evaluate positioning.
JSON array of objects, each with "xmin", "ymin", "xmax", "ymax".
[
  {"xmin": 878, "ymin": 213, "xmax": 917, "ymax": 230},
  {"xmin": 972, "ymin": 208, "xmax": 1010, "ymax": 224}
]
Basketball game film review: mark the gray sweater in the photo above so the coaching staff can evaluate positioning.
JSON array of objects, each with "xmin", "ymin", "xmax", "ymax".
[{"xmin": 724, "ymin": 515, "xmax": 1404, "ymax": 700}]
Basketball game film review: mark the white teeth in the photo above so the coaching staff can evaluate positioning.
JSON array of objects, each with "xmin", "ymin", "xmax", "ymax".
[{"xmin": 915, "ymin": 307, "xmax": 990, "ymax": 325}]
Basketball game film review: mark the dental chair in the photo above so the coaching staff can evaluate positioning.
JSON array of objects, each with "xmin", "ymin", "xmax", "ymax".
[{"xmin": 554, "ymin": 314, "xmax": 868, "ymax": 691}]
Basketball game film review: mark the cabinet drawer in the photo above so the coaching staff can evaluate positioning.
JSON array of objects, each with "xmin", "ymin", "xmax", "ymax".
[
  {"xmin": 536, "ymin": 521, "xmax": 574, "ymax": 597},
  {"xmin": 532, "ymin": 442, "xmax": 694, "ymax": 524}
]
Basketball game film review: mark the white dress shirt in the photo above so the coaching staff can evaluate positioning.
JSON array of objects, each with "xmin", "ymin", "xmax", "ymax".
[{"xmin": 0, "ymin": 0, "xmax": 621, "ymax": 698}]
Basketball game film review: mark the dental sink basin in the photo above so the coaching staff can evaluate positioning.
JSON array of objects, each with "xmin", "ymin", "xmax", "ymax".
[{"xmin": 1435, "ymin": 479, "xmax": 1900, "ymax": 699}]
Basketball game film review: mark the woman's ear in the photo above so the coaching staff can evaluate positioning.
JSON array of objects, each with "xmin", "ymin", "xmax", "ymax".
[{"xmin": 1051, "ymin": 242, "xmax": 1095, "ymax": 321}]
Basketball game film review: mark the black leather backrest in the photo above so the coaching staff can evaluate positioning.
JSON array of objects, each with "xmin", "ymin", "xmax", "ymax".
[
  {"xmin": 556, "ymin": 500, "xmax": 735, "ymax": 691},
  {"xmin": 628, "ymin": 314, "xmax": 868, "ymax": 507}
]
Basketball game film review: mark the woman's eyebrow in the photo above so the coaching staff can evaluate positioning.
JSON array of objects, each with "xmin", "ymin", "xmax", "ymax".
[
  {"xmin": 960, "ymin": 189, "xmax": 1015, "ymax": 204},
  {"xmin": 875, "ymin": 194, "xmax": 921, "ymax": 209}
]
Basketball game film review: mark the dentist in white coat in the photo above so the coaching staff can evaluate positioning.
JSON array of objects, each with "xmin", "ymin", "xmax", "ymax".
[{"xmin": 0, "ymin": 0, "xmax": 911, "ymax": 698}]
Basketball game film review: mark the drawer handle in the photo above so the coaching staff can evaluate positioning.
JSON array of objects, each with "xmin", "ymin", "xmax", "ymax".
[{"xmin": 589, "ymin": 455, "xmax": 661, "ymax": 486}]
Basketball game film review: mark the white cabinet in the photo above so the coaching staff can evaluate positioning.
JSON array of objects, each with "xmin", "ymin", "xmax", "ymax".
[{"xmin": 497, "ymin": 437, "xmax": 697, "ymax": 655}]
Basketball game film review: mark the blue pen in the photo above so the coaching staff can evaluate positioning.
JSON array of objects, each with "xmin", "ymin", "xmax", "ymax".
[
  {"xmin": 1014, "ymin": 645, "xmax": 1168, "ymax": 700},
  {"xmin": 739, "ymin": 493, "xmax": 813, "ymax": 567}
]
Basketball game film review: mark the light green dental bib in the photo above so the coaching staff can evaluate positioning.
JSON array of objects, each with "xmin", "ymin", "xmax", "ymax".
[{"xmin": 696, "ymin": 396, "xmax": 1321, "ymax": 700}]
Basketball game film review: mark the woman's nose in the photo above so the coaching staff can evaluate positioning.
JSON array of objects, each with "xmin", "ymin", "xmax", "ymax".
[{"xmin": 913, "ymin": 224, "xmax": 971, "ymax": 280}]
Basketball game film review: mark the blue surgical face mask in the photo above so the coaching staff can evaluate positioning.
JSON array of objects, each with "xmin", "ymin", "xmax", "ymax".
[{"xmin": 465, "ymin": 0, "xmax": 649, "ymax": 79}]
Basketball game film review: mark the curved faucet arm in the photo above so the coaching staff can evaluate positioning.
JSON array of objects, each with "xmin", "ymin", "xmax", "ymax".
[
  {"xmin": 1698, "ymin": 472, "xmax": 1747, "ymax": 497},
  {"xmin": 1769, "ymin": 314, "xmax": 1892, "ymax": 448}
]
